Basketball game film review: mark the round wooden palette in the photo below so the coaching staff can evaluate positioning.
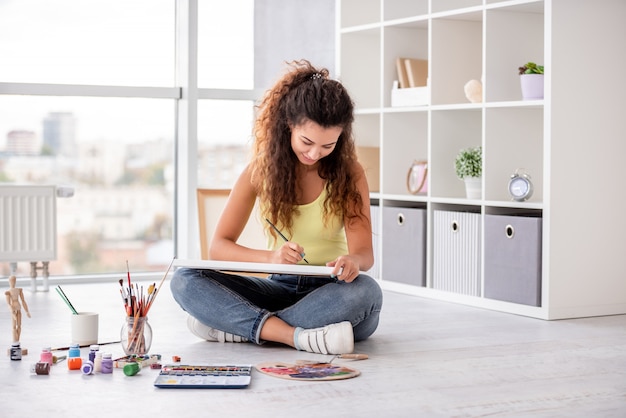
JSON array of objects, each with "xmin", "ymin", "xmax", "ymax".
[{"xmin": 255, "ymin": 361, "xmax": 360, "ymax": 381}]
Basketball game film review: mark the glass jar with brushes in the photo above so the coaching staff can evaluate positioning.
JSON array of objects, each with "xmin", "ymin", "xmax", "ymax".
[
  {"xmin": 118, "ymin": 259, "xmax": 174, "ymax": 356},
  {"xmin": 120, "ymin": 315, "xmax": 153, "ymax": 356}
]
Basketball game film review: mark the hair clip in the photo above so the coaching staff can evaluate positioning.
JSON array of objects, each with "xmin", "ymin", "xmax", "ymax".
[{"xmin": 311, "ymin": 72, "xmax": 323, "ymax": 80}]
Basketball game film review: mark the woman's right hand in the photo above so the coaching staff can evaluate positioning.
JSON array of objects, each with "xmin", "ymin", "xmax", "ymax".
[{"xmin": 271, "ymin": 242, "xmax": 306, "ymax": 264}]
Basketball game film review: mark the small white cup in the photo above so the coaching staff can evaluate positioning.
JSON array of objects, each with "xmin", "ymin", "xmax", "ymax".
[{"xmin": 71, "ymin": 312, "xmax": 99, "ymax": 345}]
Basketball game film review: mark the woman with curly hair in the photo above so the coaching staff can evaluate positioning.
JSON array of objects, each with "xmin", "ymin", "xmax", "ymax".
[{"xmin": 170, "ymin": 60, "xmax": 383, "ymax": 355}]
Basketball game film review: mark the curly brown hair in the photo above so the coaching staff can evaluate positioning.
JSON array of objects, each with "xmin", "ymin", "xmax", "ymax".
[{"xmin": 250, "ymin": 60, "xmax": 365, "ymax": 239}]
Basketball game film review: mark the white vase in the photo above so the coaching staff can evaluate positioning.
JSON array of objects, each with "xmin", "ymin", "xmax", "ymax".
[
  {"xmin": 520, "ymin": 74, "xmax": 544, "ymax": 100},
  {"xmin": 464, "ymin": 177, "xmax": 482, "ymax": 199}
]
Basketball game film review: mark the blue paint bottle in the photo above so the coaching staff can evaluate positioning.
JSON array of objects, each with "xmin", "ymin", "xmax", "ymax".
[{"xmin": 68, "ymin": 343, "xmax": 82, "ymax": 370}]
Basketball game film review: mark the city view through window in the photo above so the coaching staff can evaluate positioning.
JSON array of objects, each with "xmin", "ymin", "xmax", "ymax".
[{"xmin": 0, "ymin": 97, "xmax": 176, "ymax": 277}]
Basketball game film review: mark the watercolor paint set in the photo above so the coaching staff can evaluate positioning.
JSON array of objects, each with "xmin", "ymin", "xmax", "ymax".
[{"xmin": 153, "ymin": 364, "xmax": 252, "ymax": 389}]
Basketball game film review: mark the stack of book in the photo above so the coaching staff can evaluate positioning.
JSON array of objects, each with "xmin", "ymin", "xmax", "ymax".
[{"xmin": 392, "ymin": 57, "xmax": 429, "ymax": 107}]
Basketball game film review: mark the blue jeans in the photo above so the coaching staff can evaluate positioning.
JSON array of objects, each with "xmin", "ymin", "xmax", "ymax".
[{"xmin": 170, "ymin": 267, "xmax": 383, "ymax": 345}]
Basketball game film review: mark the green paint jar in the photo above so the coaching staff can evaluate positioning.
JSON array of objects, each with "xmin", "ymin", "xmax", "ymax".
[{"xmin": 123, "ymin": 361, "xmax": 140, "ymax": 376}]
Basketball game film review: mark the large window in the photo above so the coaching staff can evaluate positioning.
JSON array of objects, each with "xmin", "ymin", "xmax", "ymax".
[{"xmin": 0, "ymin": 0, "xmax": 253, "ymax": 278}]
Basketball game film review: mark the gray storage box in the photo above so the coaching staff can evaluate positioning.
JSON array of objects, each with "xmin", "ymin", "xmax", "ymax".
[
  {"xmin": 484, "ymin": 214, "xmax": 542, "ymax": 306},
  {"xmin": 433, "ymin": 210, "xmax": 481, "ymax": 296},
  {"xmin": 381, "ymin": 206, "xmax": 426, "ymax": 286},
  {"xmin": 367, "ymin": 204, "xmax": 380, "ymax": 279}
]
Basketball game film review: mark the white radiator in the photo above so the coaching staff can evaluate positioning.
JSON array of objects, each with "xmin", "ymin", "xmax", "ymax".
[
  {"xmin": 0, "ymin": 185, "xmax": 59, "ymax": 291},
  {"xmin": 432, "ymin": 210, "xmax": 481, "ymax": 296},
  {"xmin": 0, "ymin": 185, "xmax": 57, "ymax": 262}
]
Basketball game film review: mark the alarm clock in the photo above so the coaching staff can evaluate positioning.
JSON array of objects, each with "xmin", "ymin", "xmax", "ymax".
[{"xmin": 508, "ymin": 169, "xmax": 533, "ymax": 201}]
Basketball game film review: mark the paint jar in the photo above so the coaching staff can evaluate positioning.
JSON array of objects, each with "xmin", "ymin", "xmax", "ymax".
[
  {"xmin": 101, "ymin": 353, "xmax": 113, "ymax": 374},
  {"xmin": 10, "ymin": 342, "xmax": 22, "ymax": 361},
  {"xmin": 68, "ymin": 343, "xmax": 80, "ymax": 358},
  {"xmin": 81, "ymin": 360, "xmax": 94, "ymax": 375},
  {"xmin": 120, "ymin": 316, "xmax": 152, "ymax": 356},
  {"xmin": 94, "ymin": 352, "xmax": 103, "ymax": 373},
  {"xmin": 123, "ymin": 361, "xmax": 140, "ymax": 376},
  {"xmin": 68, "ymin": 343, "xmax": 82, "ymax": 370},
  {"xmin": 40, "ymin": 347, "xmax": 53, "ymax": 366},
  {"xmin": 88, "ymin": 344, "xmax": 99, "ymax": 363},
  {"xmin": 31, "ymin": 362, "xmax": 50, "ymax": 375}
]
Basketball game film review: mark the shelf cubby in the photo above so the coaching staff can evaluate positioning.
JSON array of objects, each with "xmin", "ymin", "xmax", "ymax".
[
  {"xmin": 430, "ymin": 12, "xmax": 483, "ymax": 105},
  {"xmin": 381, "ymin": 111, "xmax": 428, "ymax": 195},
  {"xmin": 484, "ymin": 106, "xmax": 543, "ymax": 203},
  {"xmin": 430, "ymin": 109, "xmax": 482, "ymax": 199},
  {"xmin": 485, "ymin": 5, "xmax": 544, "ymax": 103},
  {"xmin": 382, "ymin": 23, "xmax": 429, "ymax": 107},
  {"xmin": 340, "ymin": 29, "xmax": 381, "ymax": 109}
]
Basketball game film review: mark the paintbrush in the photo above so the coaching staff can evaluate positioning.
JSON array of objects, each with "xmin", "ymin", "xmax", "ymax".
[
  {"xmin": 126, "ymin": 260, "xmax": 133, "ymax": 312},
  {"xmin": 145, "ymin": 257, "xmax": 175, "ymax": 312},
  {"xmin": 55, "ymin": 285, "xmax": 78, "ymax": 315},
  {"xmin": 296, "ymin": 353, "xmax": 369, "ymax": 365}
]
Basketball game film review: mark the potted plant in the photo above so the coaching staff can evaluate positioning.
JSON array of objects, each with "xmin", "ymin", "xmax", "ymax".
[
  {"xmin": 518, "ymin": 61, "xmax": 544, "ymax": 100},
  {"xmin": 455, "ymin": 146, "xmax": 482, "ymax": 199}
]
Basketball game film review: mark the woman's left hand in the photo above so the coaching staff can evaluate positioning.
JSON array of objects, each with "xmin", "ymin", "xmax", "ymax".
[{"xmin": 326, "ymin": 256, "xmax": 360, "ymax": 283}]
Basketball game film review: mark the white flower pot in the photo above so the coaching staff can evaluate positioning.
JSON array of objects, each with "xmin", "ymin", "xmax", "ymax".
[
  {"xmin": 464, "ymin": 177, "xmax": 482, "ymax": 199},
  {"xmin": 520, "ymin": 74, "xmax": 544, "ymax": 100}
]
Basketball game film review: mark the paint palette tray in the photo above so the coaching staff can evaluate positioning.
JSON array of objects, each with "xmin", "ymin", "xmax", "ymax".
[{"xmin": 153, "ymin": 364, "xmax": 252, "ymax": 389}]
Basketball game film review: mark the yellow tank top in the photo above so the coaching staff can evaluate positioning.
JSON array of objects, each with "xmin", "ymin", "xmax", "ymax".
[{"xmin": 266, "ymin": 188, "xmax": 347, "ymax": 266}]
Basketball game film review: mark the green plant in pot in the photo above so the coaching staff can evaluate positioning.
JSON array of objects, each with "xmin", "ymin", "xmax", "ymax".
[
  {"xmin": 455, "ymin": 146, "xmax": 482, "ymax": 199},
  {"xmin": 518, "ymin": 62, "xmax": 544, "ymax": 75},
  {"xmin": 519, "ymin": 61, "xmax": 544, "ymax": 100}
]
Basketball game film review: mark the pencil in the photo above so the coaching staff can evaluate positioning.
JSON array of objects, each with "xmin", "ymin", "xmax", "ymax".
[{"xmin": 265, "ymin": 218, "xmax": 309, "ymax": 264}]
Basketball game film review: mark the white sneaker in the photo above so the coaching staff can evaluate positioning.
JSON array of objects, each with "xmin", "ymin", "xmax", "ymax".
[
  {"xmin": 186, "ymin": 316, "xmax": 247, "ymax": 343},
  {"xmin": 295, "ymin": 321, "xmax": 354, "ymax": 355}
]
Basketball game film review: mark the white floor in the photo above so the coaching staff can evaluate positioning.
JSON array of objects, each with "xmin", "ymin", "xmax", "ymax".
[{"xmin": 2, "ymin": 277, "xmax": 625, "ymax": 418}]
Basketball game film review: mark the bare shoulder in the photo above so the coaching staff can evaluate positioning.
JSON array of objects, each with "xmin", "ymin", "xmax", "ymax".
[
  {"xmin": 349, "ymin": 159, "xmax": 369, "ymax": 187},
  {"xmin": 232, "ymin": 164, "xmax": 257, "ymax": 195}
]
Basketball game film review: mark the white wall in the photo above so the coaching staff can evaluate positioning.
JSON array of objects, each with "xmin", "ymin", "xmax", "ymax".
[{"xmin": 254, "ymin": 0, "xmax": 336, "ymax": 90}]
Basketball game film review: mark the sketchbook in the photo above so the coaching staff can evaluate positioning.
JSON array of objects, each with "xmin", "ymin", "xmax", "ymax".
[{"xmin": 173, "ymin": 259, "xmax": 335, "ymax": 276}]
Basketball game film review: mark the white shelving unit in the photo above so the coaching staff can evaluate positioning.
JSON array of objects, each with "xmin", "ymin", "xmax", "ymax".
[{"xmin": 337, "ymin": 0, "xmax": 626, "ymax": 319}]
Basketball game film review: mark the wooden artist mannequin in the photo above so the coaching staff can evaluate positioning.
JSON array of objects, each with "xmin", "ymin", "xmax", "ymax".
[{"xmin": 5, "ymin": 276, "xmax": 31, "ymax": 343}]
